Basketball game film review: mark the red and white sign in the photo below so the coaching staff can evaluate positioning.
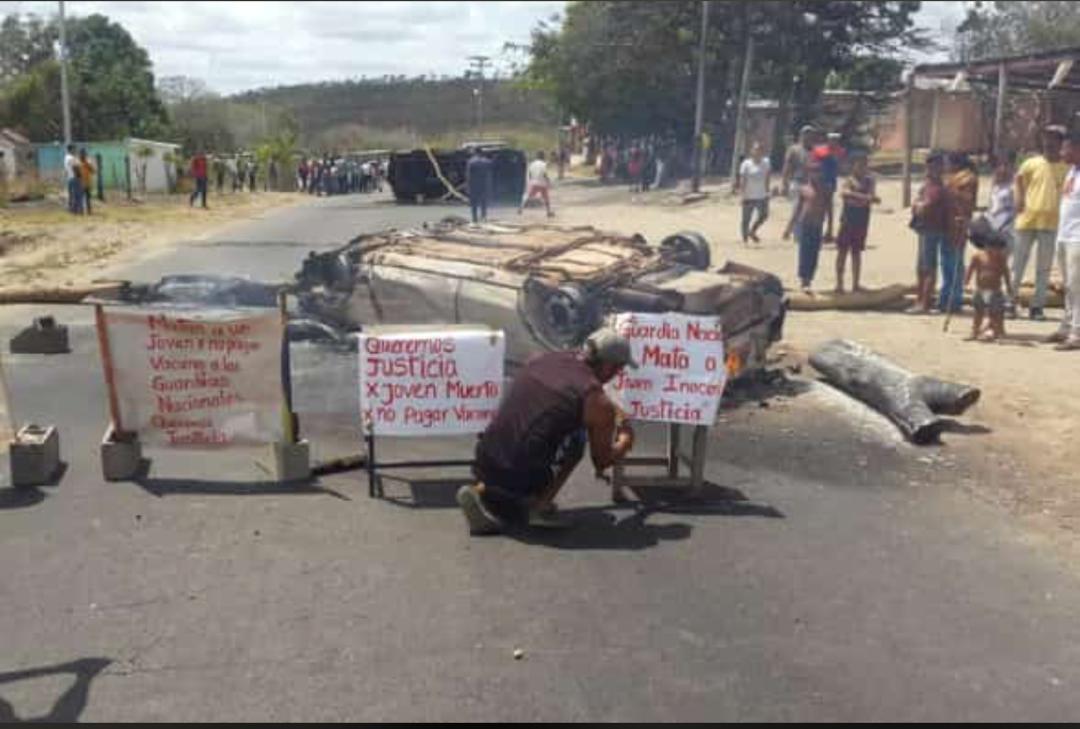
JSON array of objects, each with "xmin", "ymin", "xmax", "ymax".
[
  {"xmin": 359, "ymin": 329, "xmax": 505, "ymax": 436},
  {"xmin": 100, "ymin": 308, "xmax": 286, "ymax": 447},
  {"xmin": 606, "ymin": 312, "xmax": 727, "ymax": 426}
]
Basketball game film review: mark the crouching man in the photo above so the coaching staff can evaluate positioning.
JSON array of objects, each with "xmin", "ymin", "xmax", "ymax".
[{"xmin": 457, "ymin": 329, "xmax": 638, "ymax": 535}]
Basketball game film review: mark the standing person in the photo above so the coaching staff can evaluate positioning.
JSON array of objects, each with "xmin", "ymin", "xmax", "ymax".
[
  {"xmin": 964, "ymin": 223, "xmax": 1013, "ymax": 342},
  {"xmin": 78, "ymin": 148, "xmax": 96, "ymax": 216},
  {"xmin": 456, "ymin": 328, "xmax": 638, "ymax": 535},
  {"xmin": 627, "ymin": 144, "xmax": 644, "ymax": 194},
  {"xmin": 813, "ymin": 132, "xmax": 846, "ymax": 242},
  {"xmin": 1048, "ymin": 131, "xmax": 1080, "ymax": 351},
  {"xmin": 734, "ymin": 141, "xmax": 771, "ymax": 244},
  {"xmin": 519, "ymin": 150, "xmax": 554, "ymax": 217},
  {"xmin": 248, "ymin": 159, "xmax": 258, "ymax": 193},
  {"xmin": 793, "ymin": 162, "xmax": 829, "ymax": 292},
  {"xmin": 226, "ymin": 156, "xmax": 239, "ymax": 193},
  {"xmin": 1013, "ymin": 125, "xmax": 1069, "ymax": 320},
  {"xmin": 235, "ymin": 157, "xmax": 247, "ymax": 192},
  {"xmin": 64, "ymin": 144, "xmax": 82, "ymax": 214},
  {"xmin": 910, "ymin": 151, "xmax": 950, "ymax": 314},
  {"xmin": 268, "ymin": 159, "xmax": 279, "ymax": 191},
  {"xmin": 940, "ymin": 152, "xmax": 978, "ymax": 314},
  {"xmin": 214, "ymin": 156, "xmax": 226, "ymax": 194},
  {"xmin": 834, "ymin": 152, "xmax": 880, "ymax": 293},
  {"xmin": 466, "ymin": 147, "xmax": 493, "ymax": 223},
  {"xmin": 781, "ymin": 125, "xmax": 818, "ymax": 241},
  {"xmin": 189, "ymin": 150, "xmax": 208, "ymax": 209}
]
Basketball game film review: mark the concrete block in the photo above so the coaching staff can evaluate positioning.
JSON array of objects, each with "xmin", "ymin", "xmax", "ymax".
[
  {"xmin": 9, "ymin": 424, "xmax": 61, "ymax": 488},
  {"xmin": 257, "ymin": 440, "xmax": 311, "ymax": 483},
  {"xmin": 101, "ymin": 426, "xmax": 143, "ymax": 481},
  {"xmin": 9, "ymin": 316, "xmax": 70, "ymax": 355}
]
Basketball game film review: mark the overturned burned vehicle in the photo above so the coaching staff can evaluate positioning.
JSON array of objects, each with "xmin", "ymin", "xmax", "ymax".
[
  {"xmin": 294, "ymin": 219, "xmax": 787, "ymax": 378},
  {"xmin": 387, "ymin": 146, "xmax": 526, "ymax": 203}
]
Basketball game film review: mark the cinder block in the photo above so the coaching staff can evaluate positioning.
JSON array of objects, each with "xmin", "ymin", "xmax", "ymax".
[
  {"xmin": 9, "ymin": 317, "xmax": 70, "ymax": 355},
  {"xmin": 101, "ymin": 425, "xmax": 143, "ymax": 481},
  {"xmin": 9, "ymin": 424, "xmax": 61, "ymax": 487},
  {"xmin": 257, "ymin": 440, "xmax": 311, "ymax": 483}
]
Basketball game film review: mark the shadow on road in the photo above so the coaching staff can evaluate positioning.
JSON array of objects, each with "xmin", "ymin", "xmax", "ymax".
[
  {"xmin": 0, "ymin": 486, "xmax": 47, "ymax": 510},
  {"xmin": 133, "ymin": 475, "xmax": 351, "ymax": 501},
  {"xmin": 379, "ymin": 476, "xmax": 468, "ymax": 509},
  {"xmin": 0, "ymin": 657, "xmax": 111, "ymax": 723},
  {"xmin": 509, "ymin": 481, "xmax": 783, "ymax": 551}
]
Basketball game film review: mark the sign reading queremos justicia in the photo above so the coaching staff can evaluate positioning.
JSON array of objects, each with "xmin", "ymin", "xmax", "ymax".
[{"xmin": 359, "ymin": 329, "xmax": 505, "ymax": 436}]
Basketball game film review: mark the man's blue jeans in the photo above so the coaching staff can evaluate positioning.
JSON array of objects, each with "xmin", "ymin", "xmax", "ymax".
[
  {"xmin": 939, "ymin": 243, "xmax": 965, "ymax": 313},
  {"xmin": 67, "ymin": 178, "xmax": 83, "ymax": 214}
]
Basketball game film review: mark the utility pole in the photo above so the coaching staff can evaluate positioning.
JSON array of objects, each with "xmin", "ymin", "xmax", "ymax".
[
  {"xmin": 58, "ymin": 0, "xmax": 72, "ymax": 146},
  {"xmin": 690, "ymin": 0, "xmax": 710, "ymax": 193},
  {"xmin": 729, "ymin": 34, "xmax": 754, "ymax": 184},
  {"xmin": 468, "ymin": 55, "xmax": 491, "ymax": 138}
]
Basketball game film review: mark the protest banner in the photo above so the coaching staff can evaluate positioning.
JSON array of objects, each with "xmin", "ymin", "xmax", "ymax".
[
  {"xmin": 606, "ymin": 312, "xmax": 727, "ymax": 426},
  {"xmin": 97, "ymin": 307, "xmax": 286, "ymax": 448},
  {"xmin": 359, "ymin": 327, "xmax": 505, "ymax": 437}
]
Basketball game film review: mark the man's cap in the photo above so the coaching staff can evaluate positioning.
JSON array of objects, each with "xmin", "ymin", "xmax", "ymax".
[
  {"xmin": 800, "ymin": 124, "xmax": 818, "ymax": 135},
  {"xmin": 1044, "ymin": 124, "xmax": 1067, "ymax": 137},
  {"xmin": 827, "ymin": 132, "xmax": 842, "ymax": 140},
  {"xmin": 584, "ymin": 328, "xmax": 638, "ymax": 369}
]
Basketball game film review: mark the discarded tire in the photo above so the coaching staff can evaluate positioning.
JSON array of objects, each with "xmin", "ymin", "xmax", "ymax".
[
  {"xmin": 659, "ymin": 231, "xmax": 711, "ymax": 270},
  {"xmin": 809, "ymin": 339, "xmax": 981, "ymax": 445}
]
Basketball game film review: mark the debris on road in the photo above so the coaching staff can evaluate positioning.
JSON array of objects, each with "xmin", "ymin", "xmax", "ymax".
[
  {"xmin": 9, "ymin": 316, "xmax": 70, "ymax": 354},
  {"xmin": 809, "ymin": 339, "xmax": 981, "ymax": 445}
]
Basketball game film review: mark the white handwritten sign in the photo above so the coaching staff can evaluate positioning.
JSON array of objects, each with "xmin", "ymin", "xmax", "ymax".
[
  {"xmin": 101, "ymin": 308, "xmax": 286, "ymax": 447},
  {"xmin": 359, "ymin": 328, "xmax": 505, "ymax": 436},
  {"xmin": 606, "ymin": 313, "xmax": 727, "ymax": 426}
]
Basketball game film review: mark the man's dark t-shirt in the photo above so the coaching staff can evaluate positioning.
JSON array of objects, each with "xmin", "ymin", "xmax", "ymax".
[
  {"xmin": 475, "ymin": 350, "xmax": 599, "ymax": 497},
  {"xmin": 466, "ymin": 154, "xmax": 493, "ymax": 199}
]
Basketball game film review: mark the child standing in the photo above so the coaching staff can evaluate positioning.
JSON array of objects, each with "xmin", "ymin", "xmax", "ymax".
[
  {"xmin": 964, "ymin": 224, "xmax": 1012, "ymax": 341},
  {"xmin": 794, "ymin": 162, "xmax": 829, "ymax": 292},
  {"xmin": 834, "ymin": 153, "xmax": 879, "ymax": 292}
]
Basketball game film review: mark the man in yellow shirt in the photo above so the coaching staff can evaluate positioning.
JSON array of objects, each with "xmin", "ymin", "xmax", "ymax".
[{"xmin": 1013, "ymin": 125, "xmax": 1069, "ymax": 320}]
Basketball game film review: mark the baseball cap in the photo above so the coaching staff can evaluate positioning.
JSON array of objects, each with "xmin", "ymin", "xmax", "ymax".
[
  {"xmin": 800, "ymin": 124, "xmax": 817, "ymax": 135},
  {"xmin": 584, "ymin": 328, "xmax": 638, "ymax": 369}
]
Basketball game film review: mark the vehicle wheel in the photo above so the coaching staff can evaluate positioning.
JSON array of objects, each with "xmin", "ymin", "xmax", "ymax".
[
  {"xmin": 659, "ymin": 231, "xmax": 711, "ymax": 270},
  {"xmin": 522, "ymin": 279, "xmax": 596, "ymax": 349}
]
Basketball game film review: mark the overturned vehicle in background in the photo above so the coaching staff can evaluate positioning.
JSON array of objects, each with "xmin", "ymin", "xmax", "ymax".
[
  {"xmin": 387, "ymin": 144, "xmax": 526, "ymax": 203},
  {"xmin": 294, "ymin": 219, "xmax": 787, "ymax": 379}
]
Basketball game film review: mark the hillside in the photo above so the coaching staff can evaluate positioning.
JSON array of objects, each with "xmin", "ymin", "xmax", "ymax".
[{"xmin": 232, "ymin": 77, "xmax": 559, "ymax": 150}]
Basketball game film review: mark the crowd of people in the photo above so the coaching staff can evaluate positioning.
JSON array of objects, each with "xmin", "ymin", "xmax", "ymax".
[
  {"xmin": 297, "ymin": 156, "xmax": 384, "ymax": 197},
  {"xmin": 728, "ymin": 121, "xmax": 1079, "ymax": 351},
  {"xmin": 588, "ymin": 136, "xmax": 682, "ymax": 192}
]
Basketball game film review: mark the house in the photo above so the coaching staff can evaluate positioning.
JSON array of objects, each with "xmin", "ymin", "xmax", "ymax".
[
  {"xmin": 0, "ymin": 128, "xmax": 34, "ymax": 182},
  {"xmin": 31, "ymin": 137, "xmax": 181, "ymax": 193}
]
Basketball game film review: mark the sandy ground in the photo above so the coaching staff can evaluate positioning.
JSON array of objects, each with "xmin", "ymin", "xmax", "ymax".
[
  {"xmin": 548, "ymin": 176, "xmax": 1079, "ymax": 543},
  {"xmin": 0, "ymin": 191, "xmax": 307, "ymax": 291}
]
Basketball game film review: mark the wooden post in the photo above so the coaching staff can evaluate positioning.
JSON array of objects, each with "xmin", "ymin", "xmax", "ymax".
[
  {"xmin": 993, "ymin": 62, "xmax": 1007, "ymax": 158},
  {"xmin": 902, "ymin": 70, "xmax": 915, "ymax": 208},
  {"xmin": 278, "ymin": 292, "xmax": 296, "ymax": 444},
  {"xmin": 929, "ymin": 89, "xmax": 941, "ymax": 150},
  {"xmin": 729, "ymin": 33, "xmax": 755, "ymax": 184},
  {"xmin": 667, "ymin": 423, "xmax": 681, "ymax": 479},
  {"xmin": 93, "ymin": 304, "xmax": 123, "ymax": 432}
]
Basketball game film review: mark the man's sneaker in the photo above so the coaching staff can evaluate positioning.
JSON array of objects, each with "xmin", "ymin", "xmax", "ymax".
[
  {"xmin": 456, "ymin": 486, "xmax": 503, "ymax": 536},
  {"xmin": 527, "ymin": 505, "xmax": 574, "ymax": 530},
  {"xmin": 1030, "ymin": 308, "xmax": 1046, "ymax": 321}
]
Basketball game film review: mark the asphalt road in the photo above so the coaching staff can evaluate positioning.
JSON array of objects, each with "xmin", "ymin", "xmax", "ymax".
[{"xmin": 3, "ymin": 192, "xmax": 1080, "ymax": 721}]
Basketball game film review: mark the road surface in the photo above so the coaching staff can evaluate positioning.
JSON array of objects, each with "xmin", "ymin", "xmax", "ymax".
[{"xmin": 2, "ymin": 192, "xmax": 1080, "ymax": 721}]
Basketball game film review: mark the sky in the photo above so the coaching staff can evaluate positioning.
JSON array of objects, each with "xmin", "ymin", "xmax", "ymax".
[{"xmin": 0, "ymin": 1, "xmax": 967, "ymax": 95}]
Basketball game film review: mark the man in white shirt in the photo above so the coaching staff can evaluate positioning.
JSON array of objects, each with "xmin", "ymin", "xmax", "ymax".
[
  {"xmin": 1049, "ymin": 131, "xmax": 1080, "ymax": 350},
  {"xmin": 733, "ymin": 141, "xmax": 771, "ymax": 244},
  {"xmin": 63, "ymin": 144, "xmax": 82, "ymax": 214},
  {"xmin": 519, "ymin": 150, "xmax": 554, "ymax": 217}
]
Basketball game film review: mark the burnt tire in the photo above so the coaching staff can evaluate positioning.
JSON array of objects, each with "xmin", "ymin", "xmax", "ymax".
[{"xmin": 660, "ymin": 230, "xmax": 711, "ymax": 270}]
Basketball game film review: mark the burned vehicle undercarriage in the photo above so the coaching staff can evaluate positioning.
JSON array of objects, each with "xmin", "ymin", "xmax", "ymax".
[{"xmin": 293, "ymin": 219, "xmax": 787, "ymax": 378}]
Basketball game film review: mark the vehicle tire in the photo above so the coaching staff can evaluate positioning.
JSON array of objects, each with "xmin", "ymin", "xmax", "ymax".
[
  {"xmin": 659, "ymin": 230, "xmax": 711, "ymax": 270},
  {"xmin": 522, "ymin": 279, "xmax": 596, "ymax": 350}
]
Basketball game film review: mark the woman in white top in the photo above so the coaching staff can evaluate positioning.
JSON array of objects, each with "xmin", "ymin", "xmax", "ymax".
[
  {"xmin": 519, "ymin": 150, "xmax": 554, "ymax": 218},
  {"xmin": 734, "ymin": 141, "xmax": 771, "ymax": 244}
]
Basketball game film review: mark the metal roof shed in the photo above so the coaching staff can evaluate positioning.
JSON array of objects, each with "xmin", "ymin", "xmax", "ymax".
[{"xmin": 901, "ymin": 46, "xmax": 1080, "ymax": 205}]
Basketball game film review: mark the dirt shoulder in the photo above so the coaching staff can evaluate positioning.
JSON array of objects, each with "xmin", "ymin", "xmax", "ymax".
[
  {"xmin": 0, "ymin": 192, "xmax": 308, "ymax": 292},
  {"xmin": 546, "ymin": 175, "xmax": 1079, "ymax": 548}
]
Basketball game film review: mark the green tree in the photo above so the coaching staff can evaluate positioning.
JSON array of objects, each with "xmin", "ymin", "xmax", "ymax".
[
  {"xmin": 0, "ymin": 12, "xmax": 169, "ymax": 141},
  {"xmin": 956, "ymin": 1, "xmax": 1080, "ymax": 61},
  {"xmin": 526, "ymin": 1, "xmax": 926, "ymax": 154}
]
